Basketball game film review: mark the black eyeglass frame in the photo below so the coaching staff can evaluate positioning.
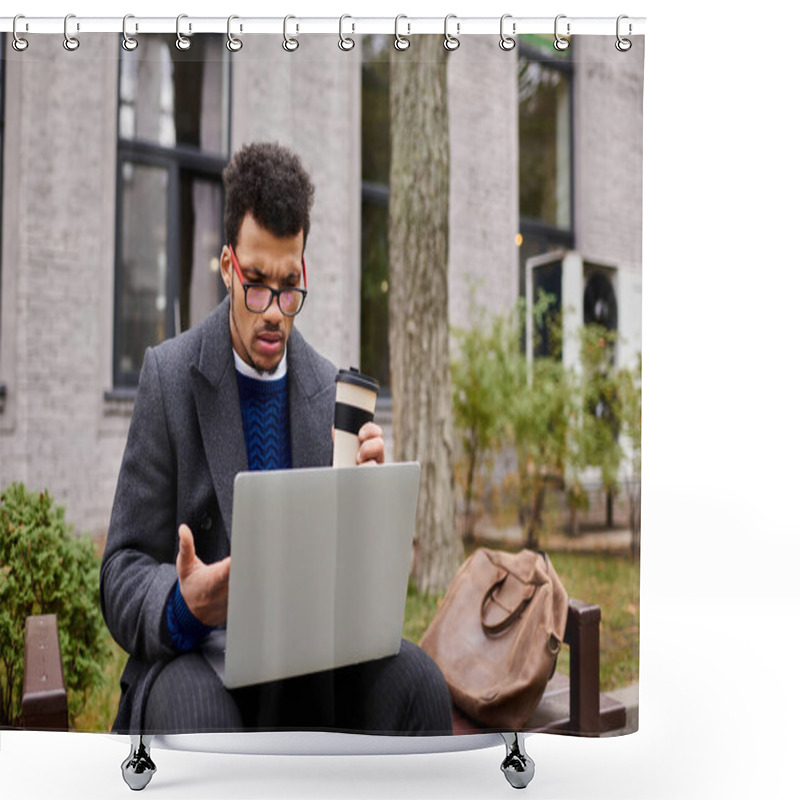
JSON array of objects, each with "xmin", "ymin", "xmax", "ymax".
[{"xmin": 228, "ymin": 242, "xmax": 308, "ymax": 317}]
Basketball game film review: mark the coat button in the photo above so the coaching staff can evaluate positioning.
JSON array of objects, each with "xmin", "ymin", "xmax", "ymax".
[{"xmin": 200, "ymin": 515, "xmax": 213, "ymax": 532}]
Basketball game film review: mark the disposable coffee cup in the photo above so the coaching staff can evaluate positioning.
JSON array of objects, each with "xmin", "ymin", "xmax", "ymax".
[{"xmin": 333, "ymin": 367, "xmax": 380, "ymax": 467}]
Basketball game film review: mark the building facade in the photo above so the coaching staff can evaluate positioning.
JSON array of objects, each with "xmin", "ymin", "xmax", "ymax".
[{"xmin": 0, "ymin": 34, "xmax": 643, "ymax": 537}]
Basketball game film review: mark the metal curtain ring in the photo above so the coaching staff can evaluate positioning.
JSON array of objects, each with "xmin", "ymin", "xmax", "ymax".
[
  {"xmin": 176, "ymin": 14, "xmax": 191, "ymax": 51},
  {"xmin": 283, "ymin": 15, "xmax": 299, "ymax": 52},
  {"xmin": 63, "ymin": 13, "xmax": 80, "ymax": 51},
  {"xmin": 499, "ymin": 14, "xmax": 516, "ymax": 51},
  {"xmin": 338, "ymin": 14, "xmax": 355, "ymax": 51},
  {"xmin": 394, "ymin": 15, "xmax": 410, "ymax": 51},
  {"xmin": 554, "ymin": 14, "xmax": 570, "ymax": 51},
  {"xmin": 121, "ymin": 14, "xmax": 138, "ymax": 51},
  {"xmin": 12, "ymin": 14, "xmax": 29, "ymax": 51},
  {"xmin": 227, "ymin": 15, "xmax": 243, "ymax": 52},
  {"xmin": 443, "ymin": 14, "xmax": 460, "ymax": 51},
  {"xmin": 615, "ymin": 14, "xmax": 632, "ymax": 52}
]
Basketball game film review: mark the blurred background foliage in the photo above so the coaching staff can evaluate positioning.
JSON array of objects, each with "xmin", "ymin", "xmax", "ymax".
[{"xmin": 451, "ymin": 296, "xmax": 641, "ymax": 552}]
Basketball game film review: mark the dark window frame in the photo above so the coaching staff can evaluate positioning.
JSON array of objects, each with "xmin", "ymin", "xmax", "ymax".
[
  {"xmin": 518, "ymin": 40, "xmax": 575, "ymax": 358},
  {"xmin": 360, "ymin": 38, "xmax": 393, "ymax": 399},
  {"xmin": 112, "ymin": 38, "xmax": 231, "ymax": 389},
  {"xmin": 517, "ymin": 38, "xmax": 576, "ymax": 259}
]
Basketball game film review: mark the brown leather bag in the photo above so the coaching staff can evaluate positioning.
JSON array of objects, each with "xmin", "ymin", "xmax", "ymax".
[{"xmin": 420, "ymin": 548, "xmax": 569, "ymax": 729}]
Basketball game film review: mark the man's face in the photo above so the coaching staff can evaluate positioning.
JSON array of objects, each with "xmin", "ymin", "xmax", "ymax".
[{"xmin": 221, "ymin": 212, "xmax": 305, "ymax": 374}]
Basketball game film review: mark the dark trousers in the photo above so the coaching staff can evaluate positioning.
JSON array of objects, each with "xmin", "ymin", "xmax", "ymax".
[{"xmin": 144, "ymin": 639, "xmax": 453, "ymax": 736}]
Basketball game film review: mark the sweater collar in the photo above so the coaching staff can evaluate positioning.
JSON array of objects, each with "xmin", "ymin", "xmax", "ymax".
[{"xmin": 232, "ymin": 347, "xmax": 288, "ymax": 382}]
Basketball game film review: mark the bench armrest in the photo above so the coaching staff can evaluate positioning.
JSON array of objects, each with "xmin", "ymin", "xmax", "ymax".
[
  {"xmin": 564, "ymin": 599, "xmax": 601, "ymax": 734},
  {"xmin": 22, "ymin": 614, "xmax": 69, "ymax": 730}
]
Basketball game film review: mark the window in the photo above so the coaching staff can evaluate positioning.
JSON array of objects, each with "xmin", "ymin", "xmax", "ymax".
[
  {"xmin": 359, "ymin": 35, "xmax": 391, "ymax": 395},
  {"xmin": 114, "ymin": 35, "xmax": 230, "ymax": 387},
  {"xmin": 517, "ymin": 36, "xmax": 573, "ymax": 358},
  {"xmin": 583, "ymin": 268, "xmax": 618, "ymax": 331},
  {"xmin": 532, "ymin": 259, "xmax": 563, "ymax": 359}
]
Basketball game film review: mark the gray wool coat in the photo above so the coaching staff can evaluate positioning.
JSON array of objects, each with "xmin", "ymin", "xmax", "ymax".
[{"xmin": 99, "ymin": 296, "xmax": 337, "ymax": 731}]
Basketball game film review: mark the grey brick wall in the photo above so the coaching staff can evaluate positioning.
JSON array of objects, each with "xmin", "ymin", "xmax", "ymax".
[
  {"xmin": 448, "ymin": 38, "xmax": 519, "ymax": 331},
  {"xmin": 0, "ymin": 35, "xmax": 124, "ymax": 537},
  {"xmin": 573, "ymin": 36, "xmax": 644, "ymax": 269},
  {"xmin": 573, "ymin": 36, "xmax": 644, "ymax": 368}
]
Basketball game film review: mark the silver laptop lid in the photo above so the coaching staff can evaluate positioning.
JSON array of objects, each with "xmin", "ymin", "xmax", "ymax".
[{"xmin": 224, "ymin": 462, "xmax": 420, "ymax": 688}]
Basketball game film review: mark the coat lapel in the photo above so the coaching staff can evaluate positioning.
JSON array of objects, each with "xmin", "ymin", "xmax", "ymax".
[
  {"xmin": 190, "ymin": 298, "xmax": 247, "ymax": 540},
  {"xmin": 189, "ymin": 304, "xmax": 333, "ymax": 538}
]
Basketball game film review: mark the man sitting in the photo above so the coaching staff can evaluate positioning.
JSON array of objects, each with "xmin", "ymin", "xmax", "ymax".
[{"xmin": 100, "ymin": 141, "xmax": 452, "ymax": 735}]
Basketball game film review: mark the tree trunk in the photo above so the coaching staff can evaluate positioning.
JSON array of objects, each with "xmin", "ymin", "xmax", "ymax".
[
  {"xmin": 389, "ymin": 36, "xmax": 462, "ymax": 595},
  {"xmin": 629, "ymin": 480, "xmax": 641, "ymax": 561},
  {"xmin": 569, "ymin": 506, "xmax": 579, "ymax": 538},
  {"xmin": 526, "ymin": 481, "xmax": 544, "ymax": 551},
  {"xmin": 463, "ymin": 436, "xmax": 478, "ymax": 545}
]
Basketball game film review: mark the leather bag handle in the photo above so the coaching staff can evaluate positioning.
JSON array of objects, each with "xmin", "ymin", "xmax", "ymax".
[{"xmin": 480, "ymin": 573, "xmax": 536, "ymax": 635}]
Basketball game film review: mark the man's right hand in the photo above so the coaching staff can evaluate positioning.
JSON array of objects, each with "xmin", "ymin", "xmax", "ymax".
[{"xmin": 176, "ymin": 524, "xmax": 231, "ymax": 627}]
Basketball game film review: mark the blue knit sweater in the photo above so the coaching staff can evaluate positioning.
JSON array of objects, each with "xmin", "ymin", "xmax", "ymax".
[{"xmin": 235, "ymin": 371, "xmax": 292, "ymax": 472}]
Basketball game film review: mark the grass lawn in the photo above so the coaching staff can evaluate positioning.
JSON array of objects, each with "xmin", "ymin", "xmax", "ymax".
[
  {"xmin": 547, "ymin": 551, "xmax": 639, "ymax": 691},
  {"xmin": 71, "ymin": 629, "xmax": 127, "ymax": 732}
]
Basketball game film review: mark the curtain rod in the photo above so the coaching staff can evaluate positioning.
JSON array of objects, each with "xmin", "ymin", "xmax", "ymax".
[{"xmin": 0, "ymin": 16, "xmax": 646, "ymax": 37}]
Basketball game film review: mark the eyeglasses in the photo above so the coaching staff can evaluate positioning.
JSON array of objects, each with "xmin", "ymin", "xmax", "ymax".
[{"xmin": 228, "ymin": 243, "xmax": 308, "ymax": 317}]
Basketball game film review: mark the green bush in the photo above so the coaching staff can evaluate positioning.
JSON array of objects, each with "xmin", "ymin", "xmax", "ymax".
[
  {"xmin": 451, "ymin": 307, "xmax": 510, "ymax": 540},
  {"xmin": 0, "ymin": 483, "xmax": 109, "ymax": 727}
]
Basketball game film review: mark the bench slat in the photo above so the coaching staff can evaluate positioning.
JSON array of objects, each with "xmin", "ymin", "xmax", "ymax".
[{"xmin": 22, "ymin": 614, "xmax": 69, "ymax": 731}]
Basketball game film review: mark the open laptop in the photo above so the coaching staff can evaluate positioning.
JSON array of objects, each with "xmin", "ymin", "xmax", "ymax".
[{"xmin": 203, "ymin": 462, "xmax": 421, "ymax": 689}]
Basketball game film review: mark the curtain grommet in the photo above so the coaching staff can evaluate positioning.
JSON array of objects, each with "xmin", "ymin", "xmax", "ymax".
[
  {"xmin": 12, "ymin": 15, "xmax": 29, "ymax": 51},
  {"xmin": 63, "ymin": 13, "xmax": 80, "ymax": 51},
  {"xmin": 176, "ymin": 13, "xmax": 192, "ymax": 51},
  {"xmin": 226, "ymin": 15, "xmax": 243, "ymax": 52},
  {"xmin": 283, "ymin": 15, "xmax": 299, "ymax": 52},
  {"xmin": 338, "ymin": 14, "xmax": 355, "ymax": 51},
  {"xmin": 554, "ymin": 14, "xmax": 571, "ymax": 51},
  {"xmin": 499, "ymin": 14, "xmax": 516, "ymax": 51},
  {"xmin": 615, "ymin": 15, "xmax": 632, "ymax": 52},
  {"xmin": 443, "ymin": 14, "xmax": 460, "ymax": 51},
  {"xmin": 394, "ymin": 15, "xmax": 410, "ymax": 51},
  {"xmin": 121, "ymin": 14, "xmax": 139, "ymax": 51}
]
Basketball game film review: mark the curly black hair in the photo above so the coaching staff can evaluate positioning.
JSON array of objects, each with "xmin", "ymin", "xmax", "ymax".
[{"xmin": 223, "ymin": 142, "xmax": 315, "ymax": 250}]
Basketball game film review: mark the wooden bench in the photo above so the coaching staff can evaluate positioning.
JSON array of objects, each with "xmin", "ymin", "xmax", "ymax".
[{"xmin": 22, "ymin": 600, "xmax": 626, "ymax": 736}]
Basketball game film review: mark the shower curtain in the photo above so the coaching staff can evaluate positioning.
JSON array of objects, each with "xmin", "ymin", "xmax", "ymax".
[{"xmin": 0, "ymin": 20, "xmax": 643, "ymax": 748}]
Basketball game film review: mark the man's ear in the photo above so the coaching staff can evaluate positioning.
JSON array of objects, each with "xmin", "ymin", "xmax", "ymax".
[{"xmin": 220, "ymin": 245, "xmax": 232, "ymax": 293}]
